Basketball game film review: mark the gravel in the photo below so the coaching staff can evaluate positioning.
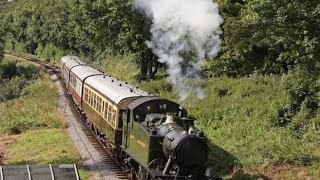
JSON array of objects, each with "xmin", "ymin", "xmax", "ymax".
[{"xmin": 48, "ymin": 66, "xmax": 119, "ymax": 180}]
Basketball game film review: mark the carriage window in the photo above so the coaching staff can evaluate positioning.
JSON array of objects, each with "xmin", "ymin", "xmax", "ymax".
[
  {"xmin": 84, "ymin": 88, "xmax": 89, "ymax": 102},
  {"xmin": 70, "ymin": 75, "xmax": 76, "ymax": 88},
  {"xmin": 112, "ymin": 109, "xmax": 117, "ymax": 127},
  {"xmin": 89, "ymin": 90, "xmax": 93, "ymax": 106},
  {"xmin": 104, "ymin": 102, "xmax": 108, "ymax": 119},
  {"xmin": 107, "ymin": 105, "xmax": 112, "ymax": 123},
  {"xmin": 65, "ymin": 68, "xmax": 68, "ymax": 80},
  {"xmin": 93, "ymin": 94, "xmax": 97, "ymax": 109},
  {"xmin": 101, "ymin": 100, "xmax": 104, "ymax": 114},
  {"xmin": 70, "ymin": 75, "xmax": 73, "ymax": 87},
  {"xmin": 63, "ymin": 67, "xmax": 68, "ymax": 80},
  {"xmin": 97, "ymin": 97, "xmax": 102, "ymax": 113},
  {"xmin": 76, "ymin": 80, "xmax": 81, "ymax": 94},
  {"xmin": 159, "ymin": 103, "xmax": 167, "ymax": 111}
]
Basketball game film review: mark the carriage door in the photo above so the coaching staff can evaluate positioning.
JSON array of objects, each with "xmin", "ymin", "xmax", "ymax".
[{"xmin": 122, "ymin": 109, "xmax": 131, "ymax": 148}]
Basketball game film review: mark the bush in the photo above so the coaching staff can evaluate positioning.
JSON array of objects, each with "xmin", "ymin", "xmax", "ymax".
[
  {"xmin": 0, "ymin": 76, "xmax": 64, "ymax": 135},
  {"xmin": 35, "ymin": 43, "xmax": 66, "ymax": 63},
  {"xmin": 0, "ymin": 60, "xmax": 19, "ymax": 79},
  {"xmin": 0, "ymin": 76, "xmax": 27, "ymax": 102},
  {"xmin": 94, "ymin": 53, "xmax": 140, "ymax": 83},
  {"xmin": 0, "ymin": 59, "xmax": 41, "ymax": 102}
]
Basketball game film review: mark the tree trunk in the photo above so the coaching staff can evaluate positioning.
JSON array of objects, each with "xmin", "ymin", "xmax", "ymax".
[
  {"xmin": 152, "ymin": 59, "xmax": 158, "ymax": 77},
  {"xmin": 140, "ymin": 52, "xmax": 147, "ymax": 80},
  {"xmin": 147, "ymin": 49, "xmax": 159, "ymax": 79},
  {"xmin": 147, "ymin": 56, "xmax": 153, "ymax": 79}
]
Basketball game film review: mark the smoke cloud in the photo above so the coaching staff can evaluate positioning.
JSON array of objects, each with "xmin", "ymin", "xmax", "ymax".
[{"xmin": 134, "ymin": 0, "xmax": 223, "ymax": 101}]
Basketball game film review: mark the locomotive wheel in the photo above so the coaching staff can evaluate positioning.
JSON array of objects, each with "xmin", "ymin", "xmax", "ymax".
[
  {"xmin": 129, "ymin": 168, "xmax": 136, "ymax": 180},
  {"xmin": 137, "ymin": 165, "xmax": 147, "ymax": 180}
]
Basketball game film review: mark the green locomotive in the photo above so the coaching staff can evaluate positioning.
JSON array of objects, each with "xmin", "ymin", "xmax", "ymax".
[{"xmin": 121, "ymin": 97, "xmax": 209, "ymax": 179}]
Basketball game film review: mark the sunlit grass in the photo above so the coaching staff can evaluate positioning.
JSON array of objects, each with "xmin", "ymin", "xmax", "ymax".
[
  {"xmin": 4, "ymin": 129, "xmax": 79, "ymax": 165},
  {"xmin": 0, "ymin": 75, "xmax": 66, "ymax": 134},
  {"xmin": 4, "ymin": 129, "xmax": 88, "ymax": 179},
  {"xmin": 0, "ymin": 56, "xmax": 88, "ymax": 179}
]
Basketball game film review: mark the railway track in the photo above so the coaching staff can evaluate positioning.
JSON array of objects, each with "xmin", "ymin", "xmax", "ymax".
[
  {"xmin": 74, "ymin": 106, "xmax": 129, "ymax": 180},
  {"xmin": 4, "ymin": 52, "xmax": 130, "ymax": 180}
]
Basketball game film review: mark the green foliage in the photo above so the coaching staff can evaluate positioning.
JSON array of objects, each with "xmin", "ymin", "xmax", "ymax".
[
  {"xmin": 1, "ymin": 0, "xmax": 155, "ymax": 74},
  {"xmin": 94, "ymin": 53, "xmax": 140, "ymax": 83},
  {"xmin": 1, "ymin": 0, "xmax": 319, "ymax": 78},
  {"xmin": 209, "ymin": 0, "xmax": 320, "ymax": 77},
  {"xmin": 1, "ymin": 0, "xmax": 71, "ymax": 56},
  {"xmin": 0, "ymin": 20, "xmax": 4, "ymax": 62},
  {"xmin": 138, "ymin": 79, "xmax": 178, "ymax": 101},
  {"xmin": 0, "ymin": 76, "xmax": 64, "ymax": 135},
  {"xmin": 0, "ymin": 57, "xmax": 61, "ymax": 135},
  {"xmin": 137, "ymin": 75, "xmax": 320, "ymax": 173},
  {"xmin": 275, "ymin": 67, "xmax": 320, "ymax": 127},
  {"xmin": 0, "ymin": 76, "xmax": 27, "ymax": 102},
  {"xmin": 0, "ymin": 59, "xmax": 40, "ymax": 102},
  {"xmin": 35, "ymin": 43, "xmax": 65, "ymax": 63}
]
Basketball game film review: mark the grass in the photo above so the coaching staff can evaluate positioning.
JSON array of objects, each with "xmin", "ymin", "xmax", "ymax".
[
  {"xmin": 4, "ymin": 129, "xmax": 79, "ymax": 165},
  {"xmin": 0, "ymin": 56, "xmax": 88, "ymax": 179},
  {"xmin": 4, "ymin": 129, "xmax": 88, "ymax": 179},
  {"xmin": 0, "ymin": 74, "xmax": 65, "ymax": 134}
]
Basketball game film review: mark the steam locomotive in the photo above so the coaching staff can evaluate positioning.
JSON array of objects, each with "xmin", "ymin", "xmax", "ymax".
[{"xmin": 61, "ymin": 56, "xmax": 215, "ymax": 179}]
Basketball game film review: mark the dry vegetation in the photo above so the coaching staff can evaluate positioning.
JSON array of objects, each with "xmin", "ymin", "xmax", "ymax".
[{"xmin": 0, "ymin": 136, "xmax": 16, "ymax": 165}]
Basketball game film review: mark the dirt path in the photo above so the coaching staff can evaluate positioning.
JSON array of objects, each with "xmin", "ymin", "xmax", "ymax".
[{"xmin": 0, "ymin": 136, "xmax": 16, "ymax": 165}]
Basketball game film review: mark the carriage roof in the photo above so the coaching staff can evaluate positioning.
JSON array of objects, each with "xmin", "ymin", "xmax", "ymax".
[
  {"xmin": 65, "ymin": 57, "xmax": 151, "ymax": 105},
  {"xmin": 85, "ymin": 75, "xmax": 151, "ymax": 104},
  {"xmin": 61, "ymin": 56, "xmax": 84, "ymax": 69},
  {"xmin": 71, "ymin": 65, "xmax": 103, "ymax": 81}
]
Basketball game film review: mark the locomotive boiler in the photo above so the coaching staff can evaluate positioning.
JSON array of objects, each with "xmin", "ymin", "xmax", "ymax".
[{"xmin": 60, "ymin": 56, "xmax": 215, "ymax": 179}]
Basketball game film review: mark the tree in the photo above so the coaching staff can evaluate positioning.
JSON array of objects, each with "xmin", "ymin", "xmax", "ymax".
[
  {"xmin": 67, "ymin": 0, "xmax": 158, "ymax": 79},
  {"xmin": 103, "ymin": 0, "xmax": 158, "ymax": 79},
  {"xmin": 1, "ymin": 0, "xmax": 167, "ymax": 79},
  {"xmin": 0, "ymin": 19, "xmax": 4, "ymax": 62},
  {"xmin": 209, "ymin": 0, "xmax": 320, "ymax": 77}
]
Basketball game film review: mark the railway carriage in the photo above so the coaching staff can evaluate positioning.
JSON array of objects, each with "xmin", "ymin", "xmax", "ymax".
[
  {"xmin": 61, "ymin": 56, "xmax": 88, "ymax": 105},
  {"xmin": 61, "ymin": 56, "xmax": 84, "ymax": 84},
  {"xmin": 61, "ymin": 56, "xmax": 216, "ymax": 180},
  {"xmin": 68, "ymin": 65, "xmax": 102, "ymax": 106},
  {"xmin": 81, "ymin": 73, "xmax": 150, "ymax": 145}
]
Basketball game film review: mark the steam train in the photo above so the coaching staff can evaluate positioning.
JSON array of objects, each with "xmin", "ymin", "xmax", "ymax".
[{"xmin": 61, "ymin": 56, "xmax": 215, "ymax": 179}]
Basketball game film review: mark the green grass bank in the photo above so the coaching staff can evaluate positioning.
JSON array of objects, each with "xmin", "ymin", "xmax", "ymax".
[{"xmin": 0, "ymin": 56, "xmax": 88, "ymax": 179}]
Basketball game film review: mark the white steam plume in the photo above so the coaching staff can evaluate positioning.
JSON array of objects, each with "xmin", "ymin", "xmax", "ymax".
[{"xmin": 134, "ymin": 0, "xmax": 223, "ymax": 101}]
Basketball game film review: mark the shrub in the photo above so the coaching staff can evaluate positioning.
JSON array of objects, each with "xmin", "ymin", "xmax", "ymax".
[
  {"xmin": 0, "ymin": 77, "xmax": 27, "ymax": 102},
  {"xmin": 0, "ymin": 76, "xmax": 64, "ymax": 135},
  {"xmin": 94, "ymin": 53, "xmax": 140, "ymax": 83},
  {"xmin": 36, "ymin": 43, "xmax": 65, "ymax": 63}
]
